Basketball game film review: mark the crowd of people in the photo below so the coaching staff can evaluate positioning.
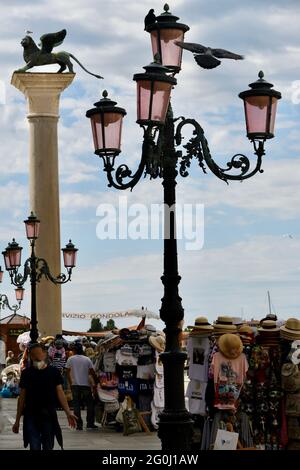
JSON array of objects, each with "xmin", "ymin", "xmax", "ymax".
[{"xmin": 1, "ymin": 313, "xmax": 300, "ymax": 451}]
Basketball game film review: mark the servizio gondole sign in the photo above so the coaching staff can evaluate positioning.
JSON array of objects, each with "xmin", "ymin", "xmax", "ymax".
[{"xmin": 62, "ymin": 309, "xmax": 160, "ymax": 320}]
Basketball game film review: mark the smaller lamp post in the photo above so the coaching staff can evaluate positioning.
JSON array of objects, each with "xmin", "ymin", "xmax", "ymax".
[
  {"xmin": 0, "ymin": 270, "xmax": 24, "ymax": 316},
  {"xmin": 2, "ymin": 212, "xmax": 78, "ymax": 343}
]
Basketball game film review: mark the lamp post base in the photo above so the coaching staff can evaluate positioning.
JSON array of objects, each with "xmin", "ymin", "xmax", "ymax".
[
  {"xmin": 158, "ymin": 410, "xmax": 194, "ymax": 452},
  {"xmin": 158, "ymin": 349, "xmax": 194, "ymax": 451}
]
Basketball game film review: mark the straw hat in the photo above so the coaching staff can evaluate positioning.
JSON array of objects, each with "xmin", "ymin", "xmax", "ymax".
[
  {"xmin": 257, "ymin": 320, "xmax": 280, "ymax": 333},
  {"xmin": 280, "ymin": 318, "xmax": 300, "ymax": 340},
  {"xmin": 218, "ymin": 333, "xmax": 243, "ymax": 359},
  {"xmin": 213, "ymin": 316, "xmax": 237, "ymax": 334},
  {"xmin": 149, "ymin": 335, "xmax": 165, "ymax": 353},
  {"xmin": 188, "ymin": 316, "xmax": 213, "ymax": 331},
  {"xmin": 238, "ymin": 324, "xmax": 254, "ymax": 345}
]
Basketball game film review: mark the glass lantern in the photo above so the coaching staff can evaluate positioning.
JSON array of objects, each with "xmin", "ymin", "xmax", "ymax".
[
  {"xmin": 133, "ymin": 59, "xmax": 177, "ymax": 125},
  {"xmin": 239, "ymin": 71, "xmax": 281, "ymax": 140},
  {"xmin": 86, "ymin": 90, "xmax": 127, "ymax": 158},
  {"xmin": 146, "ymin": 4, "xmax": 189, "ymax": 73}
]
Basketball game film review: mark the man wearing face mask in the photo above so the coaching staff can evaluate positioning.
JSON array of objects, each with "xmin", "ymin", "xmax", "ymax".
[{"xmin": 12, "ymin": 343, "xmax": 77, "ymax": 450}]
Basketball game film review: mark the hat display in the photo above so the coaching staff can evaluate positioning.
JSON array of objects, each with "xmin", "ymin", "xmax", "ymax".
[
  {"xmin": 258, "ymin": 320, "xmax": 280, "ymax": 333},
  {"xmin": 238, "ymin": 325, "xmax": 255, "ymax": 345},
  {"xmin": 188, "ymin": 316, "xmax": 213, "ymax": 336},
  {"xmin": 218, "ymin": 333, "xmax": 243, "ymax": 359},
  {"xmin": 213, "ymin": 316, "xmax": 237, "ymax": 336},
  {"xmin": 149, "ymin": 335, "xmax": 165, "ymax": 353},
  {"xmin": 280, "ymin": 318, "xmax": 300, "ymax": 341},
  {"xmin": 256, "ymin": 320, "xmax": 280, "ymax": 347}
]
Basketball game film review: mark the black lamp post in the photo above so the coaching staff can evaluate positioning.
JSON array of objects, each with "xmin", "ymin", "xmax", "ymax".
[
  {"xmin": 86, "ymin": 4, "xmax": 281, "ymax": 451},
  {"xmin": 2, "ymin": 212, "xmax": 78, "ymax": 344}
]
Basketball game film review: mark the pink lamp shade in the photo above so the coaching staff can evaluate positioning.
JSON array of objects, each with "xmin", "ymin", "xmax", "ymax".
[
  {"xmin": 244, "ymin": 96, "xmax": 278, "ymax": 138},
  {"xmin": 86, "ymin": 90, "xmax": 127, "ymax": 157},
  {"xmin": 15, "ymin": 287, "xmax": 25, "ymax": 302},
  {"xmin": 146, "ymin": 4, "xmax": 189, "ymax": 73},
  {"xmin": 150, "ymin": 28, "xmax": 185, "ymax": 70},
  {"xmin": 5, "ymin": 239, "xmax": 22, "ymax": 269},
  {"xmin": 62, "ymin": 240, "xmax": 78, "ymax": 268},
  {"xmin": 0, "ymin": 266, "xmax": 3, "ymax": 282},
  {"xmin": 90, "ymin": 112, "xmax": 123, "ymax": 155},
  {"xmin": 137, "ymin": 79, "xmax": 173, "ymax": 123},
  {"xmin": 2, "ymin": 249, "xmax": 11, "ymax": 271},
  {"xmin": 239, "ymin": 71, "xmax": 281, "ymax": 140},
  {"xmin": 24, "ymin": 212, "xmax": 40, "ymax": 240},
  {"xmin": 133, "ymin": 60, "xmax": 177, "ymax": 126}
]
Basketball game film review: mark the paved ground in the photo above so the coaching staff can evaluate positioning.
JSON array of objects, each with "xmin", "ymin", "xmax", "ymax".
[{"xmin": 0, "ymin": 398, "xmax": 161, "ymax": 450}]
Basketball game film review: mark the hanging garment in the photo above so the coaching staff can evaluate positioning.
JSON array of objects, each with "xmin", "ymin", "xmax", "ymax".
[
  {"xmin": 103, "ymin": 352, "xmax": 117, "ymax": 373},
  {"xmin": 154, "ymin": 386, "xmax": 165, "ymax": 408},
  {"xmin": 151, "ymin": 401, "xmax": 163, "ymax": 430},
  {"xmin": 210, "ymin": 352, "xmax": 248, "ymax": 411},
  {"xmin": 136, "ymin": 364, "xmax": 155, "ymax": 380},
  {"xmin": 187, "ymin": 336, "xmax": 210, "ymax": 381},
  {"xmin": 186, "ymin": 380, "xmax": 207, "ymax": 416}
]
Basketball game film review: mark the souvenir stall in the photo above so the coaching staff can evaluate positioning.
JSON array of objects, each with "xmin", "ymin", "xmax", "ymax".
[
  {"xmin": 185, "ymin": 314, "xmax": 300, "ymax": 450},
  {"xmin": 186, "ymin": 316, "xmax": 279, "ymax": 449},
  {"xmin": 279, "ymin": 318, "xmax": 300, "ymax": 450},
  {"xmin": 93, "ymin": 326, "xmax": 165, "ymax": 435}
]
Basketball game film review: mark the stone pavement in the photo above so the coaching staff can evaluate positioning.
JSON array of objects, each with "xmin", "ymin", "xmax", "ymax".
[{"xmin": 0, "ymin": 398, "xmax": 161, "ymax": 450}]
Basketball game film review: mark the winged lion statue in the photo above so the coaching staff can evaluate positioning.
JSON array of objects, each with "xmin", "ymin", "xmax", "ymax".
[{"xmin": 15, "ymin": 29, "xmax": 103, "ymax": 79}]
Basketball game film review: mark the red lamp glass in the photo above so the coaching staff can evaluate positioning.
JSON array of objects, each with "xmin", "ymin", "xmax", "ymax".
[
  {"xmin": 4, "ymin": 239, "xmax": 22, "ymax": 270},
  {"xmin": 146, "ymin": 4, "xmax": 189, "ymax": 73},
  {"xmin": 133, "ymin": 59, "xmax": 177, "ymax": 125},
  {"xmin": 239, "ymin": 71, "xmax": 281, "ymax": 140},
  {"xmin": 24, "ymin": 212, "xmax": 40, "ymax": 240},
  {"xmin": 62, "ymin": 240, "xmax": 78, "ymax": 268},
  {"xmin": 0, "ymin": 266, "xmax": 3, "ymax": 283},
  {"xmin": 15, "ymin": 287, "xmax": 25, "ymax": 302},
  {"xmin": 86, "ymin": 90, "xmax": 127, "ymax": 158}
]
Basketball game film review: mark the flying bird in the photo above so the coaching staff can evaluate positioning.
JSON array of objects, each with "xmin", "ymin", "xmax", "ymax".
[
  {"xmin": 25, "ymin": 30, "xmax": 33, "ymax": 35},
  {"xmin": 175, "ymin": 41, "xmax": 244, "ymax": 69},
  {"xmin": 144, "ymin": 9, "xmax": 156, "ymax": 30}
]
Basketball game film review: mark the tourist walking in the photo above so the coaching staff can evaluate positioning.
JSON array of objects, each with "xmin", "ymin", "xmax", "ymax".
[
  {"xmin": 12, "ymin": 343, "xmax": 77, "ymax": 450},
  {"xmin": 66, "ymin": 342, "xmax": 98, "ymax": 430}
]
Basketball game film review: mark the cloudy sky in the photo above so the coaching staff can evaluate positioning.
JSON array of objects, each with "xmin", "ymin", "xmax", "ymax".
[{"xmin": 1, "ymin": 0, "xmax": 300, "ymax": 332}]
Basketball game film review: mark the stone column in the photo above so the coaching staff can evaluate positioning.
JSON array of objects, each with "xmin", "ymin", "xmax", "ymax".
[{"xmin": 11, "ymin": 72, "xmax": 75, "ymax": 337}]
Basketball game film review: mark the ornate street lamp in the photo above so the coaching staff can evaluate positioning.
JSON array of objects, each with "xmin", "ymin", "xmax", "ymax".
[
  {"xmin": 86, "ymin": 7, "xmax": 281, "ymax": 452},
  {"xmin": 146, "ymin": 4, "xmax": 189, "ymax": 73},
  {"xmin": 2, "ymin": 213, "xmax": 78, "ymax": 343}
]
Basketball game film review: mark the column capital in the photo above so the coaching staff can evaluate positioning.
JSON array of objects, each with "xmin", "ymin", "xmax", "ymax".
[{"xmin": 11, "ymin": 72, "xmax": 75, "ymax": 118}]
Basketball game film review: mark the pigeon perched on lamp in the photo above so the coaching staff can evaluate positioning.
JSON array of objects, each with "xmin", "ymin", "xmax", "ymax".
[
  {"xmin": 144, "ymin": 9, "xmax": 156, "ymax": 30},
  {"xmin": 175, "ymin": 41, "xmax": 244, "ymax": 69}
]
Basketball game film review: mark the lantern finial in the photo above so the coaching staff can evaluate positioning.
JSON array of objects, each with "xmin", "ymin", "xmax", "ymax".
[
  {"xmin": 258, "ymin": 70, "xmax": 264, "ymax": 79},
  {"xmin": 102, "ymin": 90, "xmax": 108, "ymax": 98},
  {"xmin": 164, "ymin": 4, "xmax": 170, "ymax": 12}
]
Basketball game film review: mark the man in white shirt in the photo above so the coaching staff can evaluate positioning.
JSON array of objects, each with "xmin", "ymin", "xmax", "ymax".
[{"xmin": 66, "ymin": 343, "xmax": 98, "ymax": 430}]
